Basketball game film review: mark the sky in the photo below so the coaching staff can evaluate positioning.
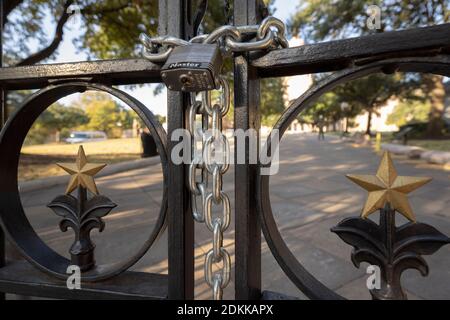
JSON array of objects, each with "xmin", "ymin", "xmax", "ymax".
[{"xmin": 29, "ymin": 0, "xmax": 294, "ymax": 117}]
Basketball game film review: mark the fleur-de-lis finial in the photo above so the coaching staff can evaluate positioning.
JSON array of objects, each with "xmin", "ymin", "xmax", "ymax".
[
  {"xmin": 332, "ymin": 151, "xmax": 449, "ymax": 300},
  {"xmin": 48, "ymin": 146, "xmax": 116, "ymax": 272}
]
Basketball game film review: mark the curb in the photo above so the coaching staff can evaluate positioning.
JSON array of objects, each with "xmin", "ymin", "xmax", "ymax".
[
  {"xmin": 381, "ymin": 143, "xmax": 424, "ymax": 159},
  {"xmin": 381, "ymin": 143, "xmax": 450, "ymax": 165},
  {"xmin": 421, "ymin": 150, "xmax": 450, "ymax": 165},
  {"xmin": 19, "ymin": 156, "xmax": 161, "ymax": 194}
]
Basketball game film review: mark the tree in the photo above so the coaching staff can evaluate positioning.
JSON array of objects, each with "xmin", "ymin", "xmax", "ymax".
[
  {"xmin": 387, "ymin": 100, "xmax": 431, "ymax": 127},
  {"xmin": 75, "ymin": 92, "xmax": 126, "ymax": 138},
  {"xmin": 290, "ymin": 0, "xmax": 449, "ymax": 137},
  {"xmin": 4, "ymin": 0, "xmax": 159, "ymax": 66},
  {"xmin": 26, "ymin": 102, "xmax": 88, "ymax": 144},
  {"xmin": 261, "ymin": 78, "xmax": 287, "ymax": 127},
  {"xmin": 301, "ymin": 92, "xmax": 342, "ymax": 129},
  {"xmin": 4, "ymin": 0, "xmax": 261, "ymax": 64},
  {"xmin": 304, "ymin": 73, "xmax": 406, "ymax": 136},
  {"xmin": 84, "ymin": 100, "xmax": 123, "ymax": 138},
  {"xmin": 334, "ymin": 74, "xmax": 404, "ymax": 135},
  {"xmin": 5, "ymin": 1, "xmax": 286, "ymax": 127}
]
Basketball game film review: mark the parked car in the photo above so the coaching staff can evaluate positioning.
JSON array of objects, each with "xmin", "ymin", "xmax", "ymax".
[{"xmin": 65, "ymin": 131, "xmax": 108, "ymax": 144}]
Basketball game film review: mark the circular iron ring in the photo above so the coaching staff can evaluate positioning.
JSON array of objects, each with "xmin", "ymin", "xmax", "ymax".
[
  {"xmin": 0, "ymin": 81, "xmax": 168, "ymax": 282},
  {"xmin": 258, "ymin": 55, "xmax": 450, "ymax": 299}
]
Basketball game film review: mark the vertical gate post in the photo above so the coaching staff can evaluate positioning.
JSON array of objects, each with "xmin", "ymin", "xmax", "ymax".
[
  {"xmin": 164, "ymin": 0, "xmax": 195, "ymax": 299},
  {"xmin": 0, "ymin": 0, "xmax": 5, "ymax": 301},
  {"xmin": 233, "ymin": 0, "xmax": 263, "ymax": 300},
  {"xmin": 0, "ymin": 0, "xmax": 4, "ymax": 126}
]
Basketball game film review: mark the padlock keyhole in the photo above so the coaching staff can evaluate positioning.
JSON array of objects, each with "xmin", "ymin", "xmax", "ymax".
[{"xmin": 180, "ymin": 74, "xmax": 193, "ymax": 86}]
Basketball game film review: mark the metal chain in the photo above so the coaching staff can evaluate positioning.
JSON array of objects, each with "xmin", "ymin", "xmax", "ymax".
[
  {"xmin": 187, "ymin": 75, "xmax": 231, "ymax": 300},
  {"xmin": 142, "ymin": 16, "xmax": 287, "ymax": 300},
  {"xmin": 140, "ymin": 16, "xmax": 288, "ymax": 62}
]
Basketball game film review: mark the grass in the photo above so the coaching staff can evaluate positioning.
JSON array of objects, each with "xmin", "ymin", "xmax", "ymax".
[
  {"xmin": 22, "ymin": 138, "xmax": 142, "ymax": 155},
  {"xmin": 329, "ymin": 131, "xmax": 450, "ymax": 152},
  {"xmin": 406, "ymin": 139, "xmax": 450, "ymax": 152},
  {"xmin": 19, "ymin": 138, "xmax": 142, "ymax": 181},
  {"xmin": 376, "ymin": 132, "xmax": 450, "ymax": 151}
]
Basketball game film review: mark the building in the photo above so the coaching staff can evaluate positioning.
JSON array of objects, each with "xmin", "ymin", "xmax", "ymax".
[
  {"xmin": 340, "ymin": 100, "xmax": 399, "ymax": 133},
  {"xmin": 281, "ymin": 36, "xmax": 400, "ymax": 134},
  {"xmin": 282, "ymin": 37, "xmax": 314, "ymax": 133}
]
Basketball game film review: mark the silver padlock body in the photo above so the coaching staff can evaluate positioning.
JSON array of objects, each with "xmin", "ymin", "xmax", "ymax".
[{"xmin": 161, "ymin": 44, "xmax": 223, "ymax": 92}]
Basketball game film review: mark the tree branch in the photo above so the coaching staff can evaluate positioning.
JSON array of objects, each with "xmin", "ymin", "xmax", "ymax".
[
  {"xmin": 81, "ymin": 2, "xmax": 130, "ymax": 16},
  {"xmin": 3, "ymin": 0, "xmax": 24, "ymax": 27},
  {"xmin": 15, "ymin": 0, "xmax": 74, "ymax": 66}
]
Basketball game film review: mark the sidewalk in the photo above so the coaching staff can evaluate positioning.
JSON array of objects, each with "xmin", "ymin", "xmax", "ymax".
[{"xmin": 17, "ymin": 133, "xmax": 450, "ymax": 299}]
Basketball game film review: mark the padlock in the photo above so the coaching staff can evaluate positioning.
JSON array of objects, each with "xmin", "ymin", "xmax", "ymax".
[{"xmin": 161, "ymin": 43, "xmax": 223, "ymax": 92}]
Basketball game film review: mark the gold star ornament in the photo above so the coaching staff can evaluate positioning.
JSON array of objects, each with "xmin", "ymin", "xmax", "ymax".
[
  {"xmin": 346, "ymin": 151, "xmax": 431, "ymax": 222},
  {"xmin": 57, "ymin": 146, "xmax": 106, "ymax": 195}
]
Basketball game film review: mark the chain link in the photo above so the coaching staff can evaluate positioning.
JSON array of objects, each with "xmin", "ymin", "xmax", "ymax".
[
  {"xmin": 143, "ymin": 16, "xmax": 288, "ymax": 300},
  {"xmin": 187, "ymin": 75, "xmax": 232, "ymax": 300},
  {"xmin": 140, "ymin": 16, "xmax": 288, "ymax": 62}
]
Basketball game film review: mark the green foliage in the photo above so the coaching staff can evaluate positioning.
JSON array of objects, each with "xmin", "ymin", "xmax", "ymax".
[
  {"xmin": 25, "ymin": 103, "xmax": 89, "ymax": 145},
  {"xmin": 84, "ymin": 99, "xmax": 123, "ymax": 137},
  {"xmin": 202, "ymin": 0, "xmax": 285, "ymax": 128},
  {"xmin": 79, "ymin": 92, "xmax": 132, "ymax": 138},
  {"xmin": 76, "ymin": 0, "xmax": 159, "ymax": 59},
  {"xmin": 5, "ymin": 0, "xmax": 249, "ymax": 63},
  {"xmin": 290, "ymin": 0, "xmax": 449, "ymax": 137},
  {"xmin": 290, "ymin": 0, "xmax": 448, "ymax": 41},
  {"xmin": 4, "ymin": 0, "xmax": 159, "ymax": 64},
  {"xmin": 301, "ymin": 92, "xmax": 342, "ymax": 125},
  {"xmin": 3, "ymin": 0, "xmax": 49, "ymax": 65},
  {"xmin": 24, "ymin": 92, "xmax": 145, "ymax": 145},
  {"xmin": 155, "ymin": 114, "xmax": 167, "ymax": 124},
  {"xmin": 387, "ymin": 99, "xmax": 431, "ymax": 127},
  {"xmin": 6, "ymin": 0, "xmax": 286, "ymax": 129},
  {"xmin": 335, "ymin": 74, "xmax": 403, "ymax": 111},
  {"xmin": 261, "ymin": 78, "xmax": 287, "ymax": 127},
  {"xmin": 302, "ymin": 73, "xmax": 409, "ymax": 134},
  {"xmin": 41, "ymin": 103, "xmax": 89, "ymax": 131},
  {"xmin": 131, "ymin": 112, "xmax": 166, "ymax": 132},
  {"xmin": 290, "ymin": 1, "xmax": 368, "ymax": 40}
]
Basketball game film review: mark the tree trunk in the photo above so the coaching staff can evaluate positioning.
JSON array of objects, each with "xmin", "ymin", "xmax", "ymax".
[
  {"xmin": 425, "ymin": 74, "xmax": 446, "ymax": 138},
  {"xmin": 366, "ymin": 110, "xmax": 373, "ymax": 136}
]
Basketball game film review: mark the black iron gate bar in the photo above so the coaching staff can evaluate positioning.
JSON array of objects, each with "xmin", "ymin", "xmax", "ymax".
[
  {"xmin": 233, "ymin": 0, "xmax": 263, "ymax": 300},
  {"xmin": 0, "ymin": 0, "xmax": 449, "ymax": 300},
  {"xmin": 0, "ymin": 0, "xmax": 5, "ymax": 302},
  {"xmin": 163, "ymin": 0, "xmax": 196, "ymax": 300},
  {"xmin": 1, "ymin": 24, "xmax": 449, "ymax": 89}
]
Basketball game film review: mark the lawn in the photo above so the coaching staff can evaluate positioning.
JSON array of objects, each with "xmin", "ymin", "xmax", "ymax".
[
  {"xmin": 406, "ymin": 139, "xmax": 450, "ymax": 152},
  {"xmin": 367, "ymin": 132, "xmax": 450, "ymax": 152},
  {"xmin": 19, "ymin": 138, "xmax": 142, "ymax": 181}
]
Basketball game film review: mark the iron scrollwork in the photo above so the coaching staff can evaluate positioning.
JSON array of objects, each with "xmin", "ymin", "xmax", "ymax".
[
  {"xmin": 332, "ymin": 151, "xmax": 450, "ymax": 300},
  {"xmin": 258, "ymin": 55, "xmax": 450, "ymax": 300},
  {"xmin": 47, "ymin": 145, "xmax": 117, "ymax": 272},
  {"xmin": 48, "ymin": 192, "xmax": 116, "ymax": 272},
  {"xmin": 0, "ymin": 82, "xmax": 168, "ymax": 281},
  {"xmin": 332, "ymin": 204, "xmax": 450, "ymax": 300}
]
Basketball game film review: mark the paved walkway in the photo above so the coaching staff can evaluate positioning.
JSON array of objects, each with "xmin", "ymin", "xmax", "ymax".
[{"xmin": 17, "ymin": 133, "xmax": 450, "ymax": 300}]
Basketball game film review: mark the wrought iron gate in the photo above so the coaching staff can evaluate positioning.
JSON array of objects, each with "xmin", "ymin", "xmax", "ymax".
[{"xmin": 0, "ymin": 0, "xmax": 449, "ymax": 300}]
